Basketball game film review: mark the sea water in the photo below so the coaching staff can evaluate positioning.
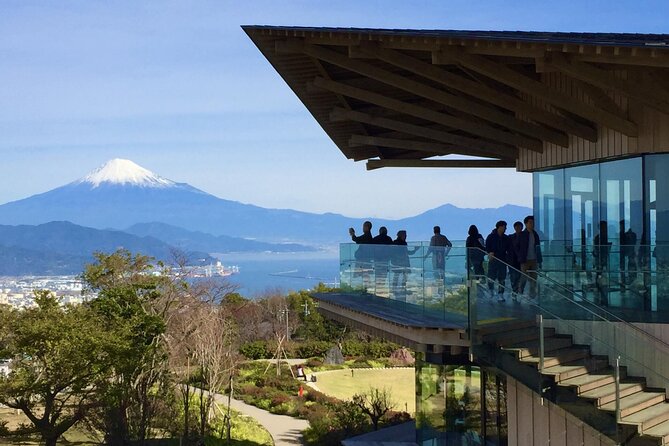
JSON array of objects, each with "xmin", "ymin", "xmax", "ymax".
[{"xmin": 212, "ymin": 251, "xmax": 340, "ymax": 297}]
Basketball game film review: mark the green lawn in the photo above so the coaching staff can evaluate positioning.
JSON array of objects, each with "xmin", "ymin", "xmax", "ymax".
[{"xmin": 314, "ymin": 368, "xmax": 415, "ymax": 414}]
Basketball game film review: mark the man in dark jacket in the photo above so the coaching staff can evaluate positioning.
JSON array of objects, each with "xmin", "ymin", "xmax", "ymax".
[
  {"xmin": 349, "ymin": 221, "xmax": 374, "ymax": 290},
  {"xmin": 425, "ymin": 226, "xmax": 452, "ymax": 296},
  {"xmin": 391, "ymin": 230, "xmax": 417, "ymax": 300},
  {"xmin": 486, "ymin": 220, "xmax": 509, "ymax": 302},
  {"xmin": 516, "ymin": 216, "xmax": 543, "ymax": 299},
  {"xmin": 372, "ymin": 226, "xmax": 393, "ymax": 295}
]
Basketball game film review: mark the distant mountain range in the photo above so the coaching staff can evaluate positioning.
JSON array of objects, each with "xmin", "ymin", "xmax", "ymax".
[
  {"xmin": 124, "ymin": 222, "xmax": 316, "ymax": 253},
  {"xmin": 0, "ymin": 159, "xmax": 532, "ymax": 274},
  {"xmin": 0, "ymin": 159, "xmax": 531, "ymax": 244},
  {"xmin": 0, "ymin": 221, "xmax": 216, "ymax": 276}
]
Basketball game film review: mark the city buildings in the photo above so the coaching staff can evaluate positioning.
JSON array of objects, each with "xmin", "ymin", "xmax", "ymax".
[{"xmin": 246, "ymin": 27, "xmax": 669, "ymax": 445}]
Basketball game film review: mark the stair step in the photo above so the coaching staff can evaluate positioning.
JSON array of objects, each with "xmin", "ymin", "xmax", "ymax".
[
  {"xmin": 542, "ymin": 358, "xmax": 610, "ymax": 382},
  {"xmin": 559, "ymin": 372, "xmax": 619, "ymax": 394},
  {"xmin": 477, "ymin": 318, "xmax": 536, "ymax": 336},
  {"xmin": 483, "ymin": 326, "xmax": 556, "ymax": 347},
  {"xmin": 580, "ymin": 381, "xmax": 645, "ymax": 407},
  {"xmin": 622, "ymin": 402, "xmax": 669, "ymax": 433},
  {"xmin": 521, "ymin": 347, "xmax": 591, "ymax": 368},
  {"xmin": 600, "ymin": 391, "xmax": 666, "ymax": 418},
  {"xmin": 504, "ymin": 336, "xmax": 574, "ymax": 359},
  {"xmin": 642, "ymin": 419, "xmax": 669, "ymax": 444}
]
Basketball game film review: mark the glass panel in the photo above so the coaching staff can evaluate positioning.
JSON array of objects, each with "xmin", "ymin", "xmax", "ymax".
[
  {"xmin": 534, "ymin": 169, "xmax": 565, "ymax": 243},
  {"xmin": 415, "ymin": 359, "xmax": 490, "ymax": 445},
  {"xmin": 645, "ymin": 154, "xmax": 669, "ymax": 311},
  {"xmin": 599, "ymin": 157, "xmax": 643, "ymax": 309},
  {"xmin": 565, "ymin": 163, "xmax": 599, "ymax": 252}
]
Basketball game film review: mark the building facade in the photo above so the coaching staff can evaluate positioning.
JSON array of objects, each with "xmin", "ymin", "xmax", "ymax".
[{"xmin": 246, "ymin": 26, "xmax": 669, "ymax": 445}]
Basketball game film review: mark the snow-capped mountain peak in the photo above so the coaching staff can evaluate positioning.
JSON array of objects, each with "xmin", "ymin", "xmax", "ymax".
[{"xmin": 78, "ymin": 159, "xmax": 175, "ymax": 188}]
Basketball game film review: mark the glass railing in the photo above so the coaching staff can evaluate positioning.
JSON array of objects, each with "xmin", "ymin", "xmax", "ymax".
[
  {"xmin": 537, "ymin": 241, "xmax": 668, "ymax": 319},
  {"xmin": 339, "ymin": 242, "xmax": 471, "ymax": 324},
  {"xmin": 467, "ymin": 252, "xmax": 669, "ymax": 444},
  {"xmin": 339, "ymin": 241, "xmax": 669, "ymax": 444}
]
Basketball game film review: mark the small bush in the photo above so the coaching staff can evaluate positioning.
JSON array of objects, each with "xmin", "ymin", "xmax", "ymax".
[
  {"xmin": 270, "ymin": 393, "xmax": 291, "ymax": 407},
  {"xmin": 294, "ymin": 340, "xmax": 332, "ymax": 358},
  {"xmin": 239, "ymin": 340, "xmax": 271, "ymax": 359},
  {"xmin": 305, "ymin": 357, "xmax": 323, "ymax": 368}
]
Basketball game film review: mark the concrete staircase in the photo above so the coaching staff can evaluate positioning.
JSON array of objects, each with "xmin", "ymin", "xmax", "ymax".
[{"xmin": 482, "ymin": 322, "xmax": 669, "ymax": 445}]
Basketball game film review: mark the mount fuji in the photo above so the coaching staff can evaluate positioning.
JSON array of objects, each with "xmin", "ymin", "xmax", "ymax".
[
  {"xmin": 0, "ymin": 159, "xmax": 531, "ymax": 244},
  {"xmin": 0, "ymin": 159, "xmax": 353, "ymax": 242}
]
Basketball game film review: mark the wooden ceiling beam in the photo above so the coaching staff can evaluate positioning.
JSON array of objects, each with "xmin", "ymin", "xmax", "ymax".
[
  {"xmin": 353, "ymin": 42, "xmax": 596, "ymax": 142},
  {"xmin": 366, "ymin": 159, "xmax": 517, "ymax": 170},
  {"xmin": 569, "ymin": 77, "xmax": 627, "ymax": 117},
  {"xmin": 296, "ymin": 34, "xmax": 669, "ymax": 68},
  {"xmin": 350, "ymin": 134, "xmax": 451, "ymax": 154},
  {"xmin": 277, "ymin": 39, "xmax": 554, "ymax": 148},
  {"xmin": 330, "ymin": 107, "xmax": 518, "ymax": 158},
  {"xmin": 312, "ymin": 76, "xmax": 542, "ymax": 151},
  {"xmin": 433, "ymin": 47, "xmax": 639, "ymax": 136},
  {"xmin": 573, "ymin": 54, "xmax": 669, "ymax": 68},
  {"xmin": 545, "ymin": 52, "xmax": 669, "ymax": 115},
  {"xmin": 349, "ymin": 134, "xmax": 509, "ymax": 160}
]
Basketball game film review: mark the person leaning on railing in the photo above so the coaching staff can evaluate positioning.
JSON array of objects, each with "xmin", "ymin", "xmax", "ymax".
[
  {"xmin": 391, "ymin": 230, "xmax": 419, "ymax": 301},
  {"xmin": 465, "ymin": 224, "xmax": 486, "ymax": 278},
  {"xmin": 349, "ymin": 221, "xmax": 374, "ymax": 290},
  {"xmin": 516, "ymin": 215, "xmax": 543, "ymax": 299}
]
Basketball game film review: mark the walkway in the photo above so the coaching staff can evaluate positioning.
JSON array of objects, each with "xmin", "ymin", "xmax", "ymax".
[{"xmin": 212, "ymin": 393, "xmax": 310, "ymax": 446}]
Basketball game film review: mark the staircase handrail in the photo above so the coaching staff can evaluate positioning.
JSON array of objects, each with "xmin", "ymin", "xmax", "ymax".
[{"xmin": 534, "ymin": 268, "xmax": 669, "ymax": 354}]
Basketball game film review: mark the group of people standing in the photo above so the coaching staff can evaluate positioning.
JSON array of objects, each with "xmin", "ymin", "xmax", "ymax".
[
  {"xmin": 348, "ymin": 222, "xmax": 452, "ymax": 299},
  {"xmin": 466, "ymin": 215, "xmax": 542, "ymax": 303},
  {"xmin": 347, "ymin": 216, "xmax": 542, "ymax": 303}
]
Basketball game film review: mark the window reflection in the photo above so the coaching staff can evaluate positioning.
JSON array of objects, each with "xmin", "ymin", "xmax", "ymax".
[
  {"xmin": 416, "ymin": 358, "xmax": 507, "ymax": 445},
  {"xmin": 533, "ymin": 155, "xmax": 669, "ymax": 313}
]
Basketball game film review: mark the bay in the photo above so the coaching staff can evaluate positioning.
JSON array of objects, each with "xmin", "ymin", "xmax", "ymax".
[{"xmin": 213, "ymin": 251, "xmax": 340, "ymax": 297}]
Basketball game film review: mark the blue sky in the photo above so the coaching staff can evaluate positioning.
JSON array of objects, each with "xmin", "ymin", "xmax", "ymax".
[{"xmin": 1, "ymin": 1, "xmax": 667, "ymax": 219}]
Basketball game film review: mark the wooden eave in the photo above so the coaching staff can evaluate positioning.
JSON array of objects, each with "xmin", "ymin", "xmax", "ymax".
[{"xmin": 243, "ymin": 26, "xmax": 669, "ymax": 170}]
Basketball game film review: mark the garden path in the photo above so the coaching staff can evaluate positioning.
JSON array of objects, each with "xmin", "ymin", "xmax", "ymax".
[{"xmin": 212, "ymin": 393, "xmax": 310, "ymax": 446}]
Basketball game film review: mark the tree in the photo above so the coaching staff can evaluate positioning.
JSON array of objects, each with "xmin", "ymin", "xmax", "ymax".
[
  {"xmin": 192, "ymin": 303, "xmax": 239, "ymax": 440},
  {"xmin": 352, "ymin": 387, "xmax": 396, "ymax": 431},
  {"xmin": 162, "ymin": 255, "xmax": 241, "ymax": 444},
  {"xmin": 0, "ymin": 291, "xmax": 114, "ymax": 446},
  {"xmin": 83, "ymin": 250, "xmax": 169, "ymax": 446}
]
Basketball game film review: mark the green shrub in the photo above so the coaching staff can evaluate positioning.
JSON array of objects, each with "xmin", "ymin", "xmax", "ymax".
[
  {"xmin": 239, "ymin": 340, "xmax": 271, "ymax": 359},
  {"xmin": 294, "ymin": 340, "xmax": 332, "ymax": 358},
  {"xmin": 341, "ymin": 340, "xmax": 398, "ymax": 358}
]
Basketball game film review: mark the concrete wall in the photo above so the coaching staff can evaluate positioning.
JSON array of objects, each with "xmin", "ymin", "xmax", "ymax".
[{"xmin": 507, "ymin": 377, "xmax": 616, "ymax": 446}]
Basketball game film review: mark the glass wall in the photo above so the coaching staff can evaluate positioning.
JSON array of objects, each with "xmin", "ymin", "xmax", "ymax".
[
  {"xmin": 416, "ymin": 356, "xmax": 507, "ymax": 445},
  {"xmin": 644, "ymin": 155, "xmax": 669, "ymax": 311},
  {"xmin": 533, "ymin": 154, "xmax": 665, "ymax": 313}
]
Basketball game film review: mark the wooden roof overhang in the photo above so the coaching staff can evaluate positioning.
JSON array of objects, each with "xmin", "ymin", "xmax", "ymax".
[{"xmin": 243, "ymin": 26, "xmax": 669, "ymax": 171}]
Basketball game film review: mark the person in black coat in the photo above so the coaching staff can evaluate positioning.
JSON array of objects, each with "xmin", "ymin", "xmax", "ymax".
[
  {"xmin": 516, "ymin": 216, "xmax": 543, "ymax": 299},
  {"xmin": 485, "ymin": 220, "xmax": 509, "ymax": 302},
  {"xmin": 465, "ymin": 225, "xmax": 486, "ymax": 277},
  {"xmin": 391, "ymin": 230, "xmax": 418, "ymax": 300},
  {"xmin": 349, "ymin": 221, "xmax": 374, "ymax": 289},
  {"xmin": 372, "ymin": 226, "xmax": 393, "ymax": 295}
]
